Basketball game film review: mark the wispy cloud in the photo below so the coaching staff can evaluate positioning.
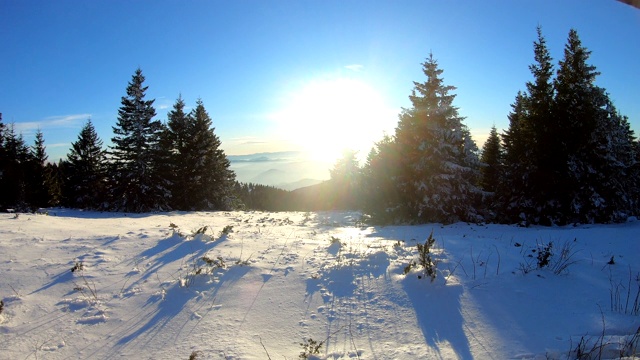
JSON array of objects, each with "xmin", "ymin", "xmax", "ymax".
[
  {"xmin": 48, "ymin": 142, "xmax": 72, "ymax": 149},
  {"xmin": 344, "ymin": 64, "xmax": 364, "ymax": 72},
  {"xmin": 13, "ymin": 113, "xmax": 90, "ymax": 134},
  {"xmin": 155, "ymin": 97, "xmax": 172, "ymax": 110},
  {"xmin": 242, "ymin": 141, "xmax": 267, "ymax": 145}
]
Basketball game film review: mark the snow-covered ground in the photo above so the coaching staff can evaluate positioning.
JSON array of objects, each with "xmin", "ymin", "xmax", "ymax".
[{"xmin": 0, "ymin": 210, "xmax": 638, "ymax": 359}]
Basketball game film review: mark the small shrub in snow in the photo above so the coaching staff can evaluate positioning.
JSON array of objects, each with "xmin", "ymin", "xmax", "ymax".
[
  {"xmin": 329, "ymin": 236, "xmax": 341, "ymax": 245},
  {"xmin": 71, "ymin": 261, "xmax": 84, "ymax": 273},
  {"xmin": 518, "ymin": 239, "xmax": 579, "ymax": 275},
  {"xmin": 192, "ymin": 226, "xmax": 208, "ymax": 236},
  {"xmin": 220, "ymin": 225, "xmax": 234, "ymax": 236},
  {"xmin": 299, "ymin": 337, "xmax": 323, "ymax": 359},
  {"xmin": 169, "ymin": 222, "xmax": 184, "ymax": 237},
  {"xmin": 536, "ymin": 241, "xmax": 553, "ymax": 269},
  {"xmin": 301, "ymin": 212, "xmax": 312, "ymax": 224},
  {"xmin": 550, "ymin": 239, "xmax": 580, "ymax": 275},
  {"xmin": 235, "ymin": 255, "xmax": 252, "ymax": 266},
  {"xmin": 201, "ymin": 255, "xmax": 225, "ymax": 270},
  {"xmin": 609, "ymin": 268, "xmax": 640, "ymax": 316},
  {"xmin": 404, "ymin": 231, "xmax": 438, "ymax": 282},
  {"xmin": 71, "ymin": 265, "xmax": 98, "ymax": 301},
  {"xmin": 181, "ymin": 255, "xmax": 226, "ymax": 288},
  {"xmin": 570, "ymin": 326, "xmax": 640, "ymax": 359},
  {"xmin": 188, "ymin": 350, "xmax": 201, "ymax": 360}
]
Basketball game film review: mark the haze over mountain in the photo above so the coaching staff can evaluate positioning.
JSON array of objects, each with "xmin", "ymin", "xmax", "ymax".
[{"xmin": 228, "ymin": 151, "xmax": 330, "ymax": 190}]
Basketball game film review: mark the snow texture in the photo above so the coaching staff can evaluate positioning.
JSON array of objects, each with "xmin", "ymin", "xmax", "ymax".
[{"xmin": 0, "ymin": 210, "xmax": 638, "ymax": 359}]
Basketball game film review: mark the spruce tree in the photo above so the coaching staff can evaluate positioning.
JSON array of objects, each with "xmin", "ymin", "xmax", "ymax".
[
  {"xmin": 163, "ymin": 98, "xmax": 236, "ymax": 210},
  {"xmin": 66, "ymin": 120, "xmax": 108, "ymax": 209},
  {"xmin": 0, "ymin": 124, "xmax": 31, "ymax": 209},
  {"xmin": 163, "ymin": 96, "xmax": 191, "ymax": 210},
  {"xmin": 501, "ymin": 27, "xmax": 565, "ymax": 224},
  {"xmin": 526, "ymin": 27, "xmax": 563, "ymax": 224},
  {"xmin": 329, "ymin": 149, "xmax": 361, "ymax": 210},
  {"xmin": 360, "ymin": 135, "xmax": 404, "ymax": 223},
  {"xmin": 27, "ymin": 129, "xmax": 50, "ymax": 208},
  {"xmin": 0, "ymin": 114, "xmax": 7, "ymax": 208},
  {"xmin": 394, "ymin": 53, "xmax": 482, "ymax": 223},
  {"xmin": 555, "ymin": 29, "xmax": 638, "ymax": 222},
  {"xmin": 500, "ymin": 28, "xmax": 638, "ymax": 224},
  {"xmin": 188, "ymin": 99, "xmax": 237, "ymax": 210},
  {"xmin": 480, "ymin": 126, "xmax": 502, "ymax": 194},
  {"xmin": 500, "ymin": 91, "xmax": 534, "ymax": 222},
  {"xmin": 44, "ymin": 161, "xmax": 63, "ymax": 207},
  {"xmin": 109, "ymin": 68, "xmax": 169, "ymax": 212}
]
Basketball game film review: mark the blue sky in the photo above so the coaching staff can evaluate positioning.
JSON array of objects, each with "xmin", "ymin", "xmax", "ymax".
[{"xmin": 1, "ymin": 0, "xmax": 639, "ymax": 165}]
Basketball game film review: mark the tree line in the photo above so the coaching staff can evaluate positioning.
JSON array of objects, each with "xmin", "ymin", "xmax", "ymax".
[
  {"xmin": 0, "ymin": 69, "xmax": 237, "ymax": 213},
  {"xmin": 328, "ymin": 27, "xmax": 638, "ymax": 225},
  {"xmin": 1, "ymin": 28, "xmax": 638, "ymax": 225}
]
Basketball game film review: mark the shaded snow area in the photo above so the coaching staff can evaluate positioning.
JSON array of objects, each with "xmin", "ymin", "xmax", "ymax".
[{"xmin": 1, "ymin": 210, "xmax": 639, "ymax": 359}]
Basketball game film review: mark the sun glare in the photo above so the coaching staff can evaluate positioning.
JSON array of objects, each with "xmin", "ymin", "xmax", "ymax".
[{"xmin": 275, "ymin": 78, "xmax": 397, "ymax": 163}]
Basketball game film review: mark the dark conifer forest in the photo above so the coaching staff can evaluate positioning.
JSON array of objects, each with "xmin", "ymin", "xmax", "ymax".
[{"xmin": 1, "ymin": 28, "xmax": 638, "ymax": 225}]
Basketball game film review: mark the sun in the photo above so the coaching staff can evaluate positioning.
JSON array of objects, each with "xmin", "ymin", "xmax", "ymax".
[{"xmin": 275, "ymin": 77, "xmax": 397, "ymax": 163}]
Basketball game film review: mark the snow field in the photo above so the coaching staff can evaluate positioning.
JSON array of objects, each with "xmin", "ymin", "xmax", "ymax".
[{"xmin": 0, "ymin": 210, "xmax": 638, "ymax": 359}]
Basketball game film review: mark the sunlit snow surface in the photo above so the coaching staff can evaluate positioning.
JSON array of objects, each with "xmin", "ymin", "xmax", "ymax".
[{"xmin": 0, "ymin": 210, "xmax": 638, "ymax": 359}]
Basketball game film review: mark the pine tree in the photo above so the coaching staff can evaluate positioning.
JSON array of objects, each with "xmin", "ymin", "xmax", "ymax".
[
  {"xmin": 394, "ymin": 53, "xmax": 482, "ymax": 223},
  {"xmin": 44, "ymin": 161, "xmax": 63, "ymax": 207},
  {"xmin": 525, "ymin": 26, "xmax": 563, "ymax": 224},
  {"xmin": 163, "ymin": 98, "xmax": 236, "ymax": 210},
  {"xmin": 500, "ymin": 27, "xmax": 566, "ymax": 224},
  {"xmin": 480, "ymin": 126, "xmax": 502, "ymax": 194},
  {"xmin": 26, "ymin": 129, "xmax": 50, "ymax": 208},
  {"xmin": 554, "ymin": 30, "xmax": 638, "ymax": 222},
  {"xmin": 109, "ymin": 68, "xmax": 170, "ymax": 212},
  {"xmin": 555, "ymin": 29, "xmax": 637, "ymax": 222},
  {"xmin": 66, "ymin": 120, "xmax": 108, "ymax": 209},
  {"xmin": 0, "ymin": 113, "xmax": 4, "ymax": 143},
  {"xmin": 188, "ymin": 99, "xmax": 237, "ymax": 210},
  {"xmin": 329, "ymin": 149, "xmax": 361, "ymax": 210},
  {"xmin": 500, "ymin": 28, "xmax": 638, "ymax": 224},
  {"xmin": 163, "ymin": 96, "xmax": 191, "ymax": 210},
  {"xmin": 0, "ymin": 114, "xmax": 8, "ymax": 208},
  {"xmin": 500, "ymin": 91, "xmax": 535, "ymax": 222},
  {"xmin": 360, "ymin": 135, "xmax": 404, "ymax": 223},
  {"xmin": 0, "ymin": 123, "xmax": 32, "ymax": 209}
]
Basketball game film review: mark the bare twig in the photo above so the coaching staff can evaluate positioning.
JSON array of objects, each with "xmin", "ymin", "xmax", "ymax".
[
  {"xmin": 492, "ymin": 244, "xmax": 501, "ymax": 276},
  {"xmin": 8, "ymin": 284, "xmax": 21, "ymax": 297},
  {"xmin": 258, "ymin": 336, "xmax": 272, "ymax": 360}
]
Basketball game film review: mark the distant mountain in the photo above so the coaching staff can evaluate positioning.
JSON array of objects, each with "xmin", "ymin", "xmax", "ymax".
[
  {"xmin": 250, "ymin": 168, "xmax": 287, "ymax": 185},
  {"xmin": 229, "ymin": 151, "xmax": 330, "ymax": 190},
  {"xmin": 247, "ymin": 169, "xmax": 323, "ymax": 191},
  {"xmin": 279, "ymin": 178, "xmax": 322, "ymax": 191},
  {"xmin": 228, "ymin": 151, "xmax": 305, "ymax": 163}
]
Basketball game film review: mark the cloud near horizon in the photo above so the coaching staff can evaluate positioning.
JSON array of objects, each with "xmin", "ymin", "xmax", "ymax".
[
  {"xmin": 13, "ymin": 113, "xmax": 90, "ymax": 135},
  {"xmin": 344, "ymin": 64, "xmax": 364, "ymax": 72}
]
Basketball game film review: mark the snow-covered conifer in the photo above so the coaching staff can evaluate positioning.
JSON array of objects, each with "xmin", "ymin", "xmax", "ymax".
[
  {"xmin": 394, "ymin": 53, "xmax": 482, "ymax": 223},
  {"xmin": 65, "ymin": 120, "xmax": 108, "ymax": 209},
  {"xmin": 108, "ymin": 68, "xmax": 170, "ymax": 212}
]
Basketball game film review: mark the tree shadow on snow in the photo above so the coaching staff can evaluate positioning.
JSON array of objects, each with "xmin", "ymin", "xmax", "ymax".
[
  {"xmin": 402, "ymin": 278, "xmax": 472, "ymax": 360},
  {"xmin": 305, "ymin": 250, "xmax": 391, "ymax": 301},
  {"xmin": 116, "ymin": 264, "xmax": 251, "ymax": 351},
  {"xmin": 127, "ymin": 233, "xmax": 225, "ymax": 289},
  {"xmin": 365, "ymin": 223, "xmax": 439, "ymax": 243},
  {"xmin": 314, "ymin": 211, "xmax": 362, "ymax": 227},
  {"xmin": 46, "ymin": 208, "xmax": 201, "ymax": 220},
  {"xmin": 30, "ymin": 269, "xmax": 74, "ymax": 294}
]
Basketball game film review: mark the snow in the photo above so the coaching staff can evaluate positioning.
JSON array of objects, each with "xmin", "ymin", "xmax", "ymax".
[{"xmin": 0, "ymin": 209, "xmax": 638, "ymax": 359}]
